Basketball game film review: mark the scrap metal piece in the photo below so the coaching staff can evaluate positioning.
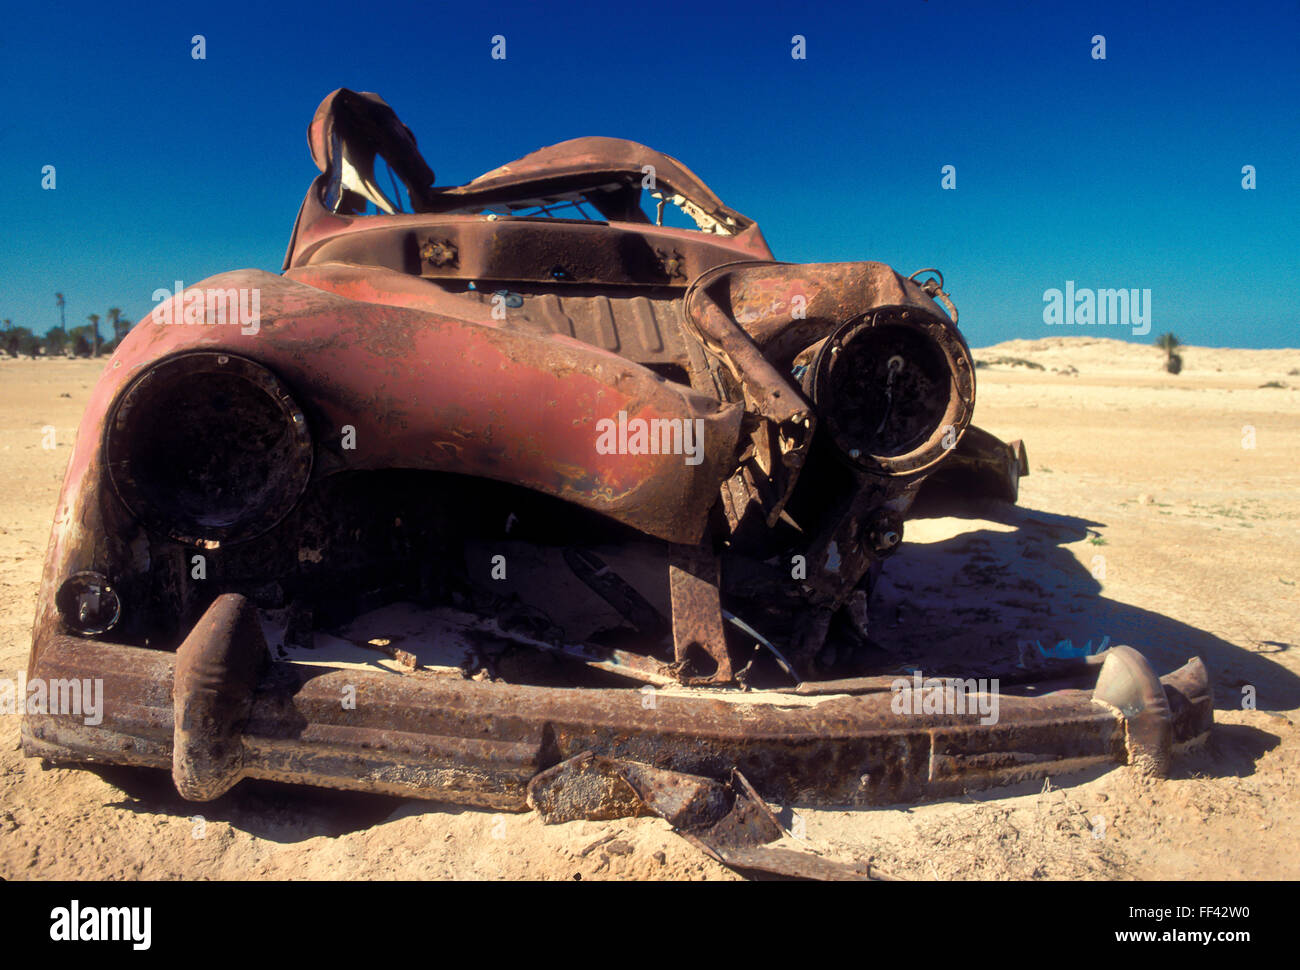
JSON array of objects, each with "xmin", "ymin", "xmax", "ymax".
[
  {"xmin": 619, "ymin": 761, "xmax": 733, "ymax": 830},
  {"xmin": 528, "ymin": 752, "xmax": 732, "ymax": 829},
  {"xmin": 530, "ymin": 755, "xmax": 873, "ymax": 881},
  {"xmin": 526, "ymin": 752, "xmax": 650, "ymax": 823},
  {"xmin": 698, "ymin": 769, "xmax": 784, "ymax": 848},
  {"xmin": 915, "ymin": 425, "xmax": 1030, "ymax": 506},
  {"xmin": 683, "ymin": 773, "xmax": 889, "ymax": 880},
  {"xmin": 548, "ymin": 642, "xmax": 679, "ymax": 686},
  {"xmin": 667, "ymin": 543, "xmax": 732, "ymax": 684},
  {"xmin": 689, "ymin": 844, "xmax": 876, "ymax": 881},
  {"xmin": 1160, "ymin": 656, "xmax": 1214, "ymax": 747},
  {"xmin": 437, "ymin": 603, "xmax": 679, "ymax": 686},
  {"xmin": 722, "ymin": 609, "xmax": 800, "ymax": 684}
]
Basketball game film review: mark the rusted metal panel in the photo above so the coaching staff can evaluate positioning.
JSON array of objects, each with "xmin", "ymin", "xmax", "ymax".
[
  {"xmin": 285, "ymin": 265, "xmax": 695, "ymax": 367},
  {"xmin": 61, "ymin": 271, "xmax": 743, "ymax": 547},
  {"xmin": 296, "ymin": 218, "xmax": 764, "ymax": 289}
]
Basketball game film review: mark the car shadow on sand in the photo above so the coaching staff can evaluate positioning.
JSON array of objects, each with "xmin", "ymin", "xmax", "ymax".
[
  {"xmin": 90, "ymin": 765, "xmax": 434, "ymax": 843},
  {"xmin": 879, "ymin": 498, "xmax": 1300, "ymax": 713}
]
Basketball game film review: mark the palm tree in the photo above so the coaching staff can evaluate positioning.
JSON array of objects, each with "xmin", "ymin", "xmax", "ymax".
[
  {"xmin": 68, "ymin": 325, "xmax": 92, "ymax": 357},
  {"xmin": 87, "ymin": 313, "xmax": 101, "ymax": 357},
  {"xmin": 45, "ymin": 326, "xmax": 68, "ymax": 356},
  {"xmin": 2, "ymin": 318, "xmax": 10, "ymax": 333},
  {"xmin": 1155, "ymin": 332, "xmax": 1182, "ymax": 375},
  {"xmin": 5, "ymin": 326, "xmax": 36, "ymax": 357},
  {"xmin": 55, "ymin": 293, "xmax": 65, "ymax": 333},
  {"xmin": 107, "ymin": 307, "xmax": 123, "ymax": 346}
]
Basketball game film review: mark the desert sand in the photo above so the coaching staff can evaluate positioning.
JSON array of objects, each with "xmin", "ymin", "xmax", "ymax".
[{"xmin": 2, "ymin": 336, "xmax": 1297, "ymax": 880}]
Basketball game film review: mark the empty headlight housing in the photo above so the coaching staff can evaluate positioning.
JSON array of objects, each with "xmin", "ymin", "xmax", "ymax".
[
  {"xmin": 105, "ymin": 352, "xmax": 313, "ymax": 546},
  {"xmin": 799, "ymin": 306, "xmax": 974, "ymax": 477}
]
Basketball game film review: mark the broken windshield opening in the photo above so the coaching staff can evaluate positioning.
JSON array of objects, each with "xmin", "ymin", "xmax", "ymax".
[
  {"xmin": 459, "ymin": 185, "xmax": 734, "ymax": 233},
  {"xmin": 332, "ymin": 154, "xmax": 416, "ymax": 216},
  {"xmin": 338, "ymin": 160, "xmax": 735, "ymax": 235}
]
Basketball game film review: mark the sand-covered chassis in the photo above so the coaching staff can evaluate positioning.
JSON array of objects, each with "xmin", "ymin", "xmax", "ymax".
[{"xmin": 23, "ymin": 90, "xmax": 1209, "ymax": 874}]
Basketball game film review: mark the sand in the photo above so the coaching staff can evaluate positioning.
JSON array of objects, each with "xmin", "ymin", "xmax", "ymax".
[{"xmin": 2, "ymin": 337, "xmax": 1297, "ymax": 880}]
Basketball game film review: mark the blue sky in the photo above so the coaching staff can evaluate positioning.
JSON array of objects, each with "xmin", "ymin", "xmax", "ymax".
[{"xmin": 2, "ymin": 0, "xmax": 1297, "ymax": 348}]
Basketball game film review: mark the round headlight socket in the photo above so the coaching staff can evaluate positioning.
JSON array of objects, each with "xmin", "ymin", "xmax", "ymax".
[
  {"xmin": 807, "ymin": 306, "xmax": 974, "ymax": 477},
  {"xmin": 56, "ymin": 571, "xmax": 122, "ymax": 635},
  {"xmin": 105, "ymin": 352, "xmax": 313, "ymax": 546}
]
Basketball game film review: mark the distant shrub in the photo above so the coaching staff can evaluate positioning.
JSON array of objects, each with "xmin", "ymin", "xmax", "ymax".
[
  {"xmin": 1156, "ymin": 333, "xmax": 1182, "ymax": 376},
  {"xmin": 985, "ymin": 356, "xmax": 1045, "ymax": 370}
]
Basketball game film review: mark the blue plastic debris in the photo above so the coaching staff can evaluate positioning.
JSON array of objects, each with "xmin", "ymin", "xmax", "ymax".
[{"xmin": 1035, "ymin": 635, "xmax": 1111, "ymax": 659}]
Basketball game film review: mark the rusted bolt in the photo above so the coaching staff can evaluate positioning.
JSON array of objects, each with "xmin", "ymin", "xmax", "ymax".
[
  {"xmin": 420, "ymin": 239, "xmax": 458, "ymax": 267},
  {"xmin": 656, "ymin": 248, "xmax": 686, "ymax": 280}
]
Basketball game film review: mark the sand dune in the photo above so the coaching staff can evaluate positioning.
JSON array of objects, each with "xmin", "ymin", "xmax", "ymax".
[{"xmin": 974, "ymin": 335, "xmax": 1300, "ymax": 380}]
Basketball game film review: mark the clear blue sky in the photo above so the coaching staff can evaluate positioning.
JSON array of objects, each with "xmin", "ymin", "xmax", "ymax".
[{"xmin": 2, "ymin": 0, "xmax": 1297, "ymax": 348}]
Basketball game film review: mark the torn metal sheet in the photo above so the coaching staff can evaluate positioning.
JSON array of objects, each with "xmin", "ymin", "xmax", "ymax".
[{"xmin": 527, "ymin": 753, "xmax": 875, "ymax": 881}]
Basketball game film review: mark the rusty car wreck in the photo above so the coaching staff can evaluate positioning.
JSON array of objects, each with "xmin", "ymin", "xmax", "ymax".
[{"xmin": 23, "ymin": 89, "xmax": 1211, "ymax": 877}]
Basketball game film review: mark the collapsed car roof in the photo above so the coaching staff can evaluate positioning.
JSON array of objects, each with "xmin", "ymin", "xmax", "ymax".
[{"xmin": 284, "ymin": 88, "xmax": 760, "ymax": 271}]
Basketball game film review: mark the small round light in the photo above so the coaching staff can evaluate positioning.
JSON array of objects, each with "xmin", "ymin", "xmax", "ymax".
[{"xmin": 56, "ymin": 571, "xmax": 122, "ymax": 635}]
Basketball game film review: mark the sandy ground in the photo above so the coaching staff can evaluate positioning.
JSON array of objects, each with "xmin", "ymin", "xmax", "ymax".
[{"xmin": 1, "ymin": 336, "xmax": 1297, "ymax": 880}]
